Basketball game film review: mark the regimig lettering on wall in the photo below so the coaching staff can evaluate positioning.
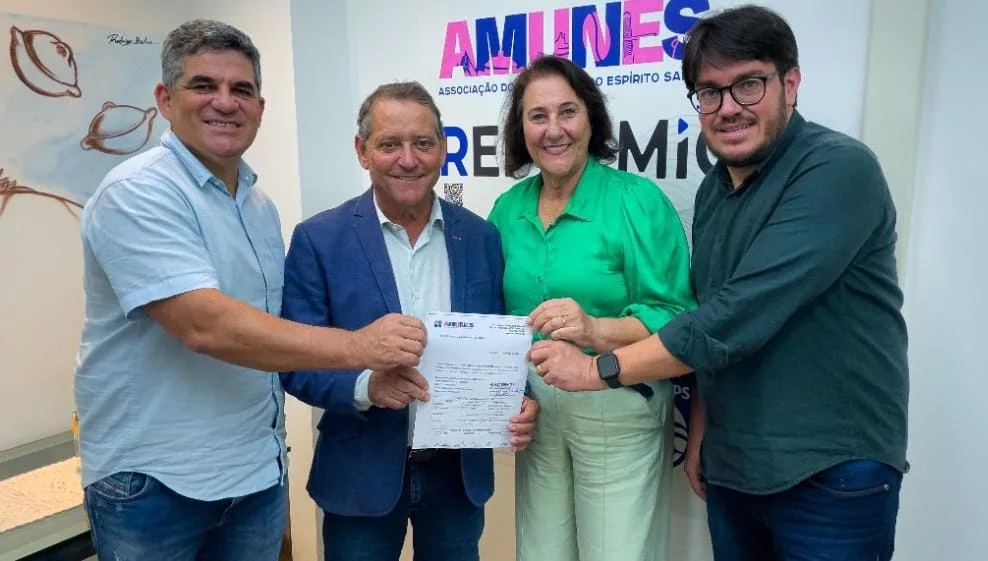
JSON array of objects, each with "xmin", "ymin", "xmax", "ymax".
[
  {"xmin": 439, "ymin": 0, "xmax": 712, "ymax": 79},
  {"xmin": 441, "ymin": 118, "xmax": 714, "ymax": 179}
]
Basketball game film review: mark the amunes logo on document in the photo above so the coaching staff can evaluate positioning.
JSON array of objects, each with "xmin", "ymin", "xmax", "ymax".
[{"xmin": 434, "ymin": 319, "xmax": 476, "ymax": 329}]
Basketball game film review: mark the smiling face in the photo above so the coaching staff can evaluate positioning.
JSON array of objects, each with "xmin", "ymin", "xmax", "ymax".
[
  {"xmin": 520, "ymin": 73, "xmax": 591, "ymax": 183},
  {"xmin": 154, "ymin": 49, "xmax": 264, "ymax": 178},
  {"xmin": 695, "ymin": 58, "xmax": 800, "ymax": 183},
  {"xmin": 355, "ymin": 98, "xmax": 446, "ymax": 219}
]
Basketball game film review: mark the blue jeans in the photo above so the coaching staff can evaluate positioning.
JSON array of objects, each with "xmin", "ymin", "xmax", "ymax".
[
  {"xmin": 706, "ymin": 460, "xmax": 903, "ymax": 561},
  {"xmin": 84, "ymin": 472, "xmax": 285, "ymax": 561},
  {"xmin": 322, "ymin": 452, "xmax": 484, "ymax": 561}
]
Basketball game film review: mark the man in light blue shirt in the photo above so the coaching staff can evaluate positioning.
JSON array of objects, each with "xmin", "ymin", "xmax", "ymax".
[{"xmin": 76, "ymin": 20, "xmax": 427, "ymax": 561}]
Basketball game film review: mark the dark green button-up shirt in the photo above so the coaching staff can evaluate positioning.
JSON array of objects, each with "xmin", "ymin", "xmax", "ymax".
[
  {"xmin": 489, "ymin": 158, "xmax": 696, "ymax": 343},
  {"xmin": 658, "ymin": 112, "xmax": 909, "ymax": 494}
]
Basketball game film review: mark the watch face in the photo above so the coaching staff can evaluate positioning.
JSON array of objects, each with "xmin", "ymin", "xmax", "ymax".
[{"xmin": 598, "ymin": 353, "xmax": 619, "ymax": 379}]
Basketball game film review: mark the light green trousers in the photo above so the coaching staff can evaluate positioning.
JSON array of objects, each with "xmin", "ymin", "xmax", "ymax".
[{"xmin": 516, "ymin": 370, "xmax": 673, "ymax": 561}]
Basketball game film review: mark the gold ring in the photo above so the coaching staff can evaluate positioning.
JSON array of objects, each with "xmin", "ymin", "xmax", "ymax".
[{"xmin": 536, "ymin": 363, "xmax": 545, "ymax": 375}]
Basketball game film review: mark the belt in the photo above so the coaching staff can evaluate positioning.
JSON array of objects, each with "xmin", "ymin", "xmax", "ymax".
[{"xmin": 407, "ymin": 448, "xmax": 458, "ymax": 463}]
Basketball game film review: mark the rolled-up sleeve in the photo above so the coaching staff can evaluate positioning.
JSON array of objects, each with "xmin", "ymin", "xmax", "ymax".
[
  {"xmin": 84, "ymin": 178, "xmax": 218, "ymax": 319},
  {"xmin": 658, "ymin": 147, "xmax": 888, "ymax": 372},
  {"xmin": 619, "ymin": 182, "xmax": 698, "ymax": 333}
]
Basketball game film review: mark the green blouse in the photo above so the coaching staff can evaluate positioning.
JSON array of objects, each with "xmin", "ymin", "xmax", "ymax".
[{"xmin": 488, "ymin": 158, "xmax": 696, "ymax": 345}]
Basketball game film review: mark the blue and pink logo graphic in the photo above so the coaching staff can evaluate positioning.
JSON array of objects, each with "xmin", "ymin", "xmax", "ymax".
[
  {"xmin": 672, "ymin": 379, "xmax": 692, "ymax": 467},
  {"xmin": 439, "ymin": 1, "xmax": 711, "ymax": 79}
]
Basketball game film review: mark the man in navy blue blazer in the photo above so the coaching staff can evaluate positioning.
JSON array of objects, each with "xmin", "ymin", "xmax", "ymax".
[{"xmin": 280, "ymin": 82, "xmax": 539, "ymax": 561}]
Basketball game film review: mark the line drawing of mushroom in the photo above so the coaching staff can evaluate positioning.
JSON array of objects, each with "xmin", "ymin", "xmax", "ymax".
[
  {"xmin": 80, "ymin": 102, "xmax": 158, "ymax": 155},
  {"xmin": 0, "ymin": 168, "xmax": 82, "ymax": 218},
  {"xmin": 9, "ymin": 26, "xmax": 82, "ymax": 98}
]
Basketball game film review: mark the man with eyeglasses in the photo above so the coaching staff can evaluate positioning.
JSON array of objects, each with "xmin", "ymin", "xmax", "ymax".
[{"xmin": 525, "ymin": 6, "xmax": 908, "ymax": 560}]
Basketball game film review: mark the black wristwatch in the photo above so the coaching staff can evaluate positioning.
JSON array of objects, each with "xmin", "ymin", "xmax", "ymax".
[{"xmin": 596, "ymin": 352, "xmax": 623, "ymax": 389}]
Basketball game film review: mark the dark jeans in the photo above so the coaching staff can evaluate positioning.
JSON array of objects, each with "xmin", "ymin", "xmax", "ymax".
[
  {"xmin": 706, "ymin": 460, "xmax": 903, "ymax": 561},
  {"xmin": 84, "ymin": 472, "xmax": 285, "ymax": 561},
  {"xmin": 322, "ymin": 452, "xmax": 484, "ymax": 561}
]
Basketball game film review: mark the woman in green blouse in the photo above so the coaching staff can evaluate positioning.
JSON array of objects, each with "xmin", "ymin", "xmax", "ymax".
[{"xmin": 488, "ymin": 56, "xmax": 696, "ymax": 561}]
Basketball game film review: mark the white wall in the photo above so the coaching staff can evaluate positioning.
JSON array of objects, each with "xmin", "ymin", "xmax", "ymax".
[
  {"xmin": 290, "ymin": 1, "xmax": 364, "ymax": 218},
  {"xmin": 861, "ymin": 0, "xmax": 929, "ymax": 270},
  {"xmin": 287, "ymin": 1, "xmax": 365, "ymax": 558},
  {"xmin": 895, "ymin": 0, "xmax": 988, "ymax": 558},
  {"xmin": 0, "ymin": 1, "xmax": 317, "ymax": 559}
]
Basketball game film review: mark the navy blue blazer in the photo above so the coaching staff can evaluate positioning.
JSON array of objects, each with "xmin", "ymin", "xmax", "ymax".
[{"xmin": 280, "ymin": 189, "xmax": 505, "ymax": 517}]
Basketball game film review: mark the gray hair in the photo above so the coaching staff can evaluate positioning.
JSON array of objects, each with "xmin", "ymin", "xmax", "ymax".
[
  {"xmin": 356, "ymin": 82, "xmax": 444, "ymax": 142},
  {"xmin": 161, "ymin": 19, "xmax": 261, "ymax": 92}
]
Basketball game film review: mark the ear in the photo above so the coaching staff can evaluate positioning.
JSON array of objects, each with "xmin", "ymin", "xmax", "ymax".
[
  {"xmin": 782, "ymin": 67, "xmax": 801, "ymax": 109},
  {"xmin": 154, "ymin": 82, "xmax": 173, "ymax": 121},
  {"xmin": 354, "ymin": 135, "xmax": 371, "ymax": 170},
  {"xmin": 258, "ymin": 96, "xmax": 266, "ymax": 121}
]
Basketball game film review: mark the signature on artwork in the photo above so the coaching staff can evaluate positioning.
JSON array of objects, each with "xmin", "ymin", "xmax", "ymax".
[
  {"xmin": 0, "ymin": 168, "xmax": 83, "ymax": 218},
  {"xmin": 106, "ymin": 33, "xmax": 155, "ymax": 46}
]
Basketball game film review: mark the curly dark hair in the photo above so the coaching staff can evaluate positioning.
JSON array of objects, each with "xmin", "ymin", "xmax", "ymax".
[
  {"xmin": 501, "ymin": 56, "xmax": 617, "ymax": 179},
  {"xmin": 681, "ymin": 5, "xmax": 799, "ymax": 94}
]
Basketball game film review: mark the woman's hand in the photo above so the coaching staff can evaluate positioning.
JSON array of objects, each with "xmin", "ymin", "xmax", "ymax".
[{"xmin": 528, "ymin": 297, "xmax": 597, "ymax": 349}]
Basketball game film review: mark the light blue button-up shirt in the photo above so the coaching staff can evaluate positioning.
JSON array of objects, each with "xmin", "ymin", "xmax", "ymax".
[
  {"xmin": 353, "ymin": 193, "xmax": 451, "ymax": 442},
  {"xmin": 75, "ymin": 130, "xmax": 287, "ymax": 501}
]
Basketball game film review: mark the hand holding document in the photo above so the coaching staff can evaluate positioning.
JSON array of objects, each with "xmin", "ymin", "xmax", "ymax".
[{"xmin": 411, "ymin": 312, "xmax": 531, "ymax": 449}]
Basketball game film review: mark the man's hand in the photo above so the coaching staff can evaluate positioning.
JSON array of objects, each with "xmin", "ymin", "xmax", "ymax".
[
  {"xmin": 684, "ymin": 438, "xmax": 706, "ymax": 501},
  {"xmin": 684, "ymin": 389, "xmax": 707, "ymax": 501},
  {"xmin": 368, "ymin": 366, "xmax": 430, "ymax": 410},
  {"xmin": 528, "ymin": 297, "xmax": 597, "ymax": 349},
  {"xmin": 508, "ymin": 396, "xmax": 539, "ymax": 452},
  {"xmin": 528, "ymin": 340, "xmax": 606, "ymax": 392},
  {"xmin": 354, "ymin": 313, "xmax": 427, "ymax": 370}
]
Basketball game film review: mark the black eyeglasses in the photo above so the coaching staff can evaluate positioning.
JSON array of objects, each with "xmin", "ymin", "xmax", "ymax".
[{"xmin": 687, "ymin": 71, "xmax": 780, "ymax": 114}]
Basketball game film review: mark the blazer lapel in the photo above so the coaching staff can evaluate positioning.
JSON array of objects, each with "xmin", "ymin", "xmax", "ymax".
[
  {"xmin": 353, "ymin": 190, "xmax": 401, "ymax": 313},
  {"xmin": 441, "ymin": 199, "xmax": 466, "ymax": 313}
]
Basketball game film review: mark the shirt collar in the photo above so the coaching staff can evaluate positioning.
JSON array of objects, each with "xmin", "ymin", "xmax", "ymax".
[
  {"xmin": 160, "ymin": 129, "xmax": 258, "ymax": 193},
  {"xmin": 518, "ymin": 157, "xmax": 603, "ymax": 222},
  {"xmin": 712, "ymin": 110, "xmax": 807, "ymax": 193},
  {"xmin": 372, "ymin": 190, "xmax": 444, "ymax": 229}
]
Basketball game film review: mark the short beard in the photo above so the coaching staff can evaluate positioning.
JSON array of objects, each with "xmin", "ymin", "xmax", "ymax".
[
  {"xmin": 710, "ymin": 136, "xmax": 777, "ymax": 168},
  {"xmin": 705, "ymin": 92, "xmax": 789, "ymax": 169}
]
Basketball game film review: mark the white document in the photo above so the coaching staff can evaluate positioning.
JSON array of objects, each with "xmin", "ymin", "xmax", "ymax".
[{"xmin": 411, "ymin": 312, "xmax": 531, "ymax": 449}]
